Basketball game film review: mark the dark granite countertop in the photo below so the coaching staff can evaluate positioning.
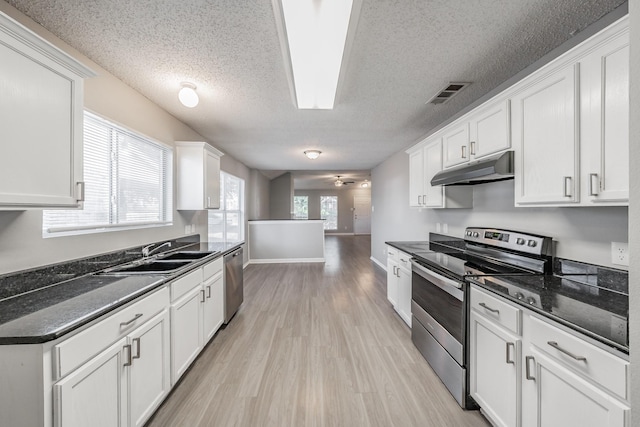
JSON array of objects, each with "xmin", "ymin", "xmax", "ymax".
[
  {"xmin": 0, "ymin": 238, "xmax": 244, "ymax": 345},
  {"xmin": 385, "ymin": 238, "xmax": 629, "ymax": 354}
]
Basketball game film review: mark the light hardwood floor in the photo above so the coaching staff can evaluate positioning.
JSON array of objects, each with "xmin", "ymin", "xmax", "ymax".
[{"xmin": 147, "ymin": 235, "xmax": 490, "ymax": 427}]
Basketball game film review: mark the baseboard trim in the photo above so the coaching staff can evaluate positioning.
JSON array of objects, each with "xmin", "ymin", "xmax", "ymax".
[
  {"xmin": 248, "ymin": 258, "xmax": 325, "ymax": 264},
  {"xmin": 324, "ymin": 232, "xmax": 355, "ymax": 236},
  {"xmin": 370, "ymin": 256, "xmax": 386, "ymax": 271}
]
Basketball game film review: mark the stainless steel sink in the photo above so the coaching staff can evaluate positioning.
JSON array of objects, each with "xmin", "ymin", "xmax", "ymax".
[
  {"xmin": 157, "ymin": 251, "xmax": 216, "ymax": 261},
  {"xmin": 100, "ymin": 260, "xmax": 192, "ymax": 275}
]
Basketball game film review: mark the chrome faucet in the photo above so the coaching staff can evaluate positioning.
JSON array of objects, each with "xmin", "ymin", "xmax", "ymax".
[{"xmin": 142, "ymin": 241, "xmax": 171, "ymax": 257}]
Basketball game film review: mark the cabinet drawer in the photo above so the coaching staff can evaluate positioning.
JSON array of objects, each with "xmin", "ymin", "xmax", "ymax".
[
  {"xmin": 54, "ymin": 286, "xmax": 169, "ymax": 380},
  {"xmin": 470, "ymin": 286, "xmax": 521, "ymax": 335},
  {"xmin": 397, "ymin": 251, "xmax": 411, "ymax": 272},
  {"xmin": 527, "ymin": 314, "xmax": 628, "ymax": 400},
  {"xmin": 171, "ymin": 268, "xmax": 203, "ymax": 301},
  {"xmin": 202, "ymin": 257, "xmax": 223, "ymax": 281},
  {"xmin": 386, "ymin": 246, "xmax": 398, "ymax": 262}
]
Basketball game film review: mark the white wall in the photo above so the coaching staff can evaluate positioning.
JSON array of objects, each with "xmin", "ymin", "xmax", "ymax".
[
  {"xmin": 295, "ymin": 188, "xmax": 371, "ymax": 234},
  {"xmin": 248, "ymin": 170, "xmax": 270, "ymax": 220},
  {"xmin": 371, "ymin": 147, "xmax": 628, "ymax": 269}
]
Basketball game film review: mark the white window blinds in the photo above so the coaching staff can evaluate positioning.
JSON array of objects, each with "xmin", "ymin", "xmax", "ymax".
[{"xmin": 43, "ymin": 112, "xmax": 173, "ymax": 235}]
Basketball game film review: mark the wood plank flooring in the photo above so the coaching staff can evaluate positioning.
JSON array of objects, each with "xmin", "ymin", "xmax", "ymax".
[{"xmin": 146, "ymin": 235, "xmax": 489, "ymax": 427}]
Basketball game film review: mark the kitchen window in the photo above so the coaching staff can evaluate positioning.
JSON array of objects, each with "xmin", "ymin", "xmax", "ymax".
[
  {"xmin": 320, "ymin": 195, "xmax": 338, "ymax": 230},
  {"xmin": 42, "ymin": 112, "xmax": 173, "ymax": 236},
  {"xmin": 208, "ymin": 172, "xmax": 245, "ymax": 242},
  {"xmin": 293, "ymin": 196, "xmax": 309, "ymax": 219}
]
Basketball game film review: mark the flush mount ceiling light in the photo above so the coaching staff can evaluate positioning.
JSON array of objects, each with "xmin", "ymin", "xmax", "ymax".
[
  {"xmin": 361, "ymin": 180, "xmax": 370, "ymax": 188},
  {"xmin": 178, "ymin": 82, "xmax": 199, "ymax": 108},
  {"xmin": 304, "ymin": 150, "xmax": 321, "ymax": 160},
  {"xmin": 274, "ymin": 0, "xmax": 360, "ymax": 109}
]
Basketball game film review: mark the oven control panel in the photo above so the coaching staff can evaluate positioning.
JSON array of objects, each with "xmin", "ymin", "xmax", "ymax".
[{"xmin": 465, "ymin": 227, "xmax": 552, "ymax": 256}]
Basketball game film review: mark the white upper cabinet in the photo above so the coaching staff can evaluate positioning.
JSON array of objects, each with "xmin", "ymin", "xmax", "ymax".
[
  {"xmin": 408, "ymin": 148, "xmax": 425, "ymax": 207},
  {"xmin": 512, "ymin": 64, "xmax": 579, "ymax": 205},
  {"xmin": 579, "ymin": 18, "xmax": 629, "ymax": 205},
  {"xmin": 443, "ymin": 122, "xmax": 470, "ymax": 168},
  {"xmin": 513, "ymin": 15, "xmax": 629, "ymax": 207},
  {"xmin": 442, "ymin": 98, "xmax": 511, "ymax": 169},
  {"xmin": 407, "ymin": 137, "xmax": 472, "ymax": 209},
  {"xmin": 176, "ymin": 141, "xmax": 223, "ymax": 210},
  {"xmin": 0, "ymin": 12, "xmax": 95, "ymax": 209},
  {"xmin": 469, "ymin": 99, "xmax": 511, "ymax": 159}
]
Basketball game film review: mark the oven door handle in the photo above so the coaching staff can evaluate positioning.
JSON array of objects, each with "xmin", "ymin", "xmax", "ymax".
[{"xmin": 410, "ymin": 259, "xmax": 464, "ymax": 301}]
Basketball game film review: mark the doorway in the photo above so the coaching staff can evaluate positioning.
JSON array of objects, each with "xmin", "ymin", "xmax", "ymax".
[{"xmin": 353, "ymin": 194, "xmax": 371, "ymax": 235}]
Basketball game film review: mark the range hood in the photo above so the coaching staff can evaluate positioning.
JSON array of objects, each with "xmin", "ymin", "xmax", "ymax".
[{"xmin": 431, "ymin": 151, "xmax": 514, "ymax": 186}]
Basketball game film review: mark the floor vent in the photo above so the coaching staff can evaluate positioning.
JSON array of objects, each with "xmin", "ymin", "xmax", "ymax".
[{"xmin": 427, "ymin": 82, "xmax": 470, "ymax": 105}]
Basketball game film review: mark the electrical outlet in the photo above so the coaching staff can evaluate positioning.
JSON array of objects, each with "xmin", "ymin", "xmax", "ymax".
[
  {"xmin": 611, "ymin": 242, "xmax": 629, "ymax": 266},
  {"xmin": 185, "ymin": 225, "xmax": 190, "ymax": 234},
  {"xmin": 436, "ymin": 223, "xmax": 441, "ymax": 232},
  {"xmin": 442, "ymin": 223, "xmax": 448, "ymax": 234}
]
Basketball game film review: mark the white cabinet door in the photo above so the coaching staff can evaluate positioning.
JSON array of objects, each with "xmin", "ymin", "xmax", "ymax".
[
  {"xmin": 386, "ymin": 249, "xmax": 399, "ymax": 308},
  {"xmin": 580, "ymin": 25, "xmax": 629, "ymax": 204},
  {"xmin": 408, "ymin": 149, "xmax": 425, "ymax": 207},
  {"xmin": 0, "ymin": 13, "xmax": 94, "ymax": 209},
  {"xmin": 470, "ymin": 99, "xmax": 511, "ymax": 159},
  {"xmin": 443, "ymin": 122, "xmax": 470, "ymax": 168},
  {"xmin": 205, "ymin": 149, "xmax": 221, "ymax": 209},
  {"xmin": 470, "ymin": 311, "xmax": 519, "ymax": 427},
  {"xmin": 202, "ymin": 272, "xmax": 224, "ymax": 343},
  {"xmin": 396, "ymin": 261, "xmax": 412, "ymax": 328},
  {"xmin": 54, "ymin": 338, "xmax": 128, "ymax": 427},
  {"xmin": 423, "ymin": 139, "xmax": 444, "ymax": 208},
  {"xmin": 170, "ymin": 286, "xmax": 204, "ymax": 384},
  {"xmin": 522, "ymin": 348, "xmax": 628, "ymax": 427},
  {"xmin": 129, "ymin": 310, "xmax": 171, "ymax": 427},
  {"xmin": 176, "ymin": 141, "xmax": 223, "ymax": 210},
  {"xmin": 513, "ymin": 64, "xmax": 579, "ymax": 205}
]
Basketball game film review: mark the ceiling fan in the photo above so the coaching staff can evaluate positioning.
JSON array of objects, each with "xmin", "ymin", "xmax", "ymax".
[{"xmin": 334, "ymin": 175, "xmax": 355, "ymax": 187}]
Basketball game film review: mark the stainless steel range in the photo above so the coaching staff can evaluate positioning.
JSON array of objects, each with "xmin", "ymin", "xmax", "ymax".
[{"xmin": 410, "ymin": 227, "xmax": 552, "ymax": 409}]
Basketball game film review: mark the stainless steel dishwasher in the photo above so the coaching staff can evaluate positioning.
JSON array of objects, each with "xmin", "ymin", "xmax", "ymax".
[{"xmin": 224, "ymin": 247, "xmax": 244, "ymax": 323}]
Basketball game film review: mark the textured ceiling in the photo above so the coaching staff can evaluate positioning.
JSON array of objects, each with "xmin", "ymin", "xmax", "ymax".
[{"xmin": 6, "ymin": 0, "xmax": 626, "ymax": 186}]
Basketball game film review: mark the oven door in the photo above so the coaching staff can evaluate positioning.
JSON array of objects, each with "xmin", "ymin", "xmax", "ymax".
[{"xmin": 411, "ymin": 259, "xmax": 465, "ymax": 364}]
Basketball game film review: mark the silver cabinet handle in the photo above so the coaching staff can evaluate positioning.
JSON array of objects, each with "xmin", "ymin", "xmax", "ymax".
[
  {"xmin": 563, "ymin": 176, "xmax": 572, "ymax": 197},
  {"xmin": 76, "ymin": 182, "xmax": 85, "ymax": 202},
  {"xmin": 417, "ymin": 195, "xmax": 422, "ymax": 205},
  {"xmin": 201, "ymin": 289, "xmax": 206, "ymax": 303},
  {"xmin": 120, "ymin": 313, "xmax": 143, "ymax": 327},
  {"xmin": 123, "ymin": 344, "xmax": 132, "ymax": 367},
  {"xmin": 506, "ymin": 342, "xmax": 515, "ymax": 365},
  {"xmin": 132, "ymin": 338, "xmax": 141, "ymax": 360},
  {"xmin": 470, "ymin": 141, "xmax": 476, "ymax": 156},
  {"xmin": 547, "ymin": 341, "xmax": 586, "ymax": 361},
  {"xmin": 479, "ymin": 302, "xmax": 499, "ymax": 314},
  {"xmin": 207, "ymin": 285, "xmax": 212, "ymax": 298},
  {"xmin": 461, "ymin": 145, "xmax": 467, "ymax": 159},
  {"xmin": 525, "ymin": 355, "xmax": 535, "ymax": 380},
  {"xmin": 589, "ymin": 173, "xmax": 599, "ymax": 196},
  {"xmin": 423, "ymin": 194, "xmax": 427, "ymax": 204}
]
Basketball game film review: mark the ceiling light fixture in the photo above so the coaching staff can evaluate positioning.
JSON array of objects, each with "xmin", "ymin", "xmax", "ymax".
[
  {"xmin": 361, "ymin": 180, "xmax": 370, "ymax": 188},
  {"xmin": 304, "ymin": 150, "xmax": 321, "ymax": 160},
  {"xmin": 178, "ymin": 82, "xmax": 199, "ymax": 108},
  {"xmin": 334, "ymin": 178, "xmax": 344, "ymax": 187},
  {"xmin": 277, "ymin": 0, "xmax": 356, "ymax": 109}
]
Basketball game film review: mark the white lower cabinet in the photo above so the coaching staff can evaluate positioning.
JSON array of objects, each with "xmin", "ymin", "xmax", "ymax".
[
  {"xmin": 386, "ymin": 246, "xmax": 411, "ymax": 327},
  {"xmin": 470, "ymin": 311, "xmax": 520, "ymax": 427},
  {"xmin": 54, "ymin": 308, "xmax": 170, "ymax": 427},
  {"xmin": 470, "ymin": 284, "xmax": 629, "ymax": 427},
  {"xmin": 54, "ymin": 337, "xmax": 128, "ymax": 427},
  {"xmin": 170, "ymin": 257, "xmax": 224, "ymax": 384}
]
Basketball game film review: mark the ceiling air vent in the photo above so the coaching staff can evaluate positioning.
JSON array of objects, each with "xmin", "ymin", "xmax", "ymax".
[{"xmin": 427, "ymin": 82, "xmax": 470, "ymax": 105}]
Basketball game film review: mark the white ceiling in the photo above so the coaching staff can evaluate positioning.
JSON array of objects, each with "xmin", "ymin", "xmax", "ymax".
[{"xmin": 6, "ymin": 0, "xmax": 625, "ymax": 188}]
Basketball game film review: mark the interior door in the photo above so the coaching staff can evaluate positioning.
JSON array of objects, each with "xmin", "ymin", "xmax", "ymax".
[{"xmin": 353, "ymin": 194, "xmax": 371, "ymax": 234}]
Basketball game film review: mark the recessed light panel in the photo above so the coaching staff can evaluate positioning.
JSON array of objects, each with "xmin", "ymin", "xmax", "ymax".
[{"xmin": 281, "ymin": 0, "xmax": 354, "ymax": 109}]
